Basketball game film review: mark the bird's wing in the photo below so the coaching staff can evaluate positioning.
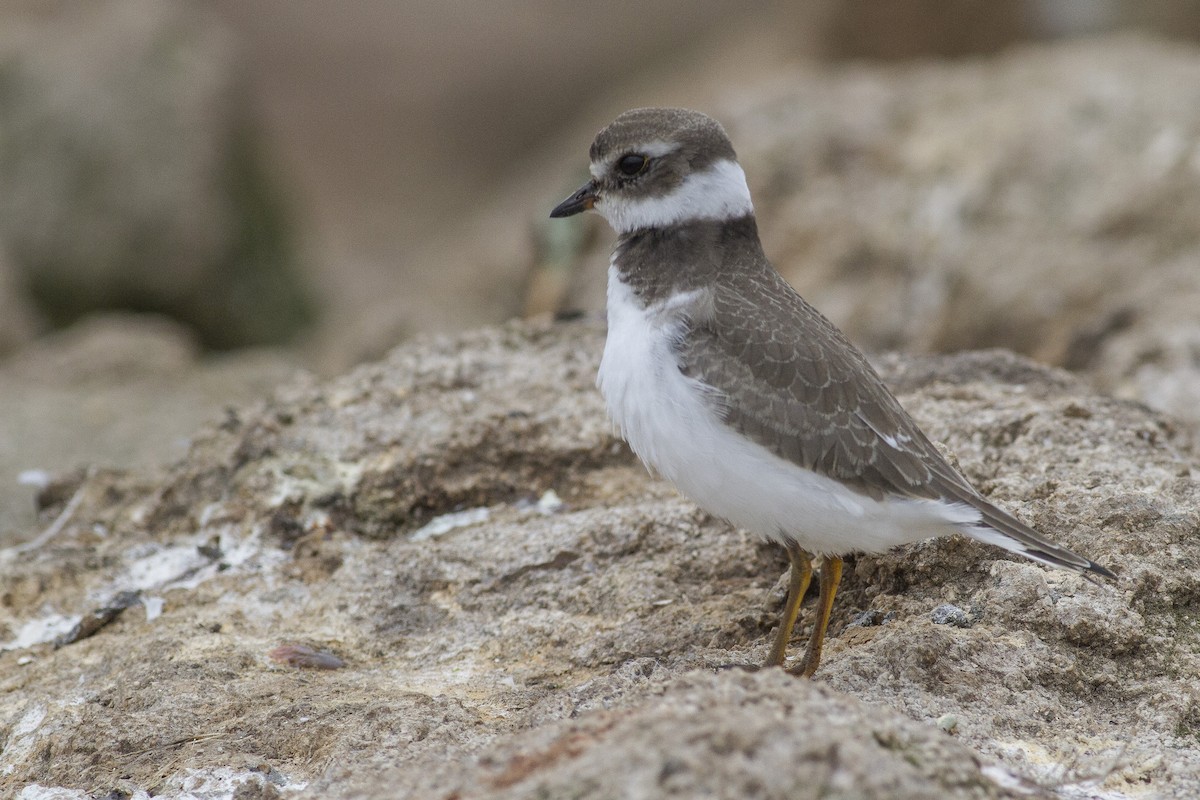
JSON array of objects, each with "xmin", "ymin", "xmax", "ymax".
[
  {"xmin": 675, "ymin": 267, "xmax": 962, "ymax": 502},
  {"xmin": 674, "ymin": 268, "xmax": 1114, "ymax": 577}
]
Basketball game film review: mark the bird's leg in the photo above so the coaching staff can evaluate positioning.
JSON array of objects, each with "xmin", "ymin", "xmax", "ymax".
[
  {"xmin": 789, "ymin": 555, "xmax": 843, "ymax": 678},
  {"xmin": 763, "ymin": 543, "xmax": 813, "ymax": 668}
]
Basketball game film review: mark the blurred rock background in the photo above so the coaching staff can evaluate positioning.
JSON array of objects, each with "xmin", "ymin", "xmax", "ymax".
[{"xmin": 2, "ymin": 0, "xmax": 1200, "ymax": 540}]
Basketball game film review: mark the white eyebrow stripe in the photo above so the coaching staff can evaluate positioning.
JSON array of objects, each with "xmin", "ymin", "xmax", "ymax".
[
  {"xmin": 596, "ymin": 158, "xmax": 753, "ymax": 234},
  {"xmin": 639, "ymin": 140, "xmax": 678, "ymax": 158}
]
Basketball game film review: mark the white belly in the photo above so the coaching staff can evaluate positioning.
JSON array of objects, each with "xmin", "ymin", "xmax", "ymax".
[{"xmin": 597, "ymin": 267, "xmax": 978, "ymax": 555}]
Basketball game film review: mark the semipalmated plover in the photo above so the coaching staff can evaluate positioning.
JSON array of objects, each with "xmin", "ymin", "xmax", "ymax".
[{"xmin": 551, "ymin": 107, "xmax": 1113, "ymax": 677}]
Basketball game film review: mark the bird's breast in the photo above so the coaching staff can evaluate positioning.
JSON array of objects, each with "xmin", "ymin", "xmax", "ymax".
[{"xmin": 597, "ymin": 267, "xmax": 699, "ymax": 464}]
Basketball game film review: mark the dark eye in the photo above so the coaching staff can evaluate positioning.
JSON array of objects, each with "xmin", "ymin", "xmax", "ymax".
[{"xmin": 616, "ymin": 154, "xmax": 648, "ymax": 176}]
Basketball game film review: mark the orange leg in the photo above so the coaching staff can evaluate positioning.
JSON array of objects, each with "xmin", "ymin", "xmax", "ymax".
[
  {"xmin": 788, "ymin": 555, "xmax": 843, "ymax": 678},
  {"xmin": 763, "ymin": 543, "xmax": 813, "ymax": 668}
]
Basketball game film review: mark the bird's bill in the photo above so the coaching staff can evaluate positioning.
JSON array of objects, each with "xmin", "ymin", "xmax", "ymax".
[{"xmin": 549, "ymin": 180, "xmax": 599, "ymax": 218}]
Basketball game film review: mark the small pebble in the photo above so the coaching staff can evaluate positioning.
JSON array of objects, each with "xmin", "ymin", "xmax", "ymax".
[
  {"xmin": 1061, "ymin": 402, "xmax": 1093, "ymax": 419},
  {"xmin": 931, "ymin": 603, "xmax": 972, "ymax": 628},
  {"xmin": 143, "ymin": 596, "xmax": 165, "ymax": 622},
  {"xmin": 846, "ymin": 609, "xmax": 898, "ymax": 628},
  {"xmin": 410, "ymin": 506, "xmax": 490, "ymax": 541},
  {"xmin": 535, "ymin": 489, "xmax": 565, "ymax": 515},
  {"xmin": 268, "ymin": 643, "xmax": 346, "ymax": 670},
  {"xmin": 54, "ymin": 590, "xmax": 143, "ymax": 648},
  {"xmin": 936, "ymin": 713, "xmax": 959, "ymax": 734}
]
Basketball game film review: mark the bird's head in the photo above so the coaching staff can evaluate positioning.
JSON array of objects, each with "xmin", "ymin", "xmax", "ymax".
[{"xmin": 551, "ymin": 107, "xmax": 754, "ymax": 235}]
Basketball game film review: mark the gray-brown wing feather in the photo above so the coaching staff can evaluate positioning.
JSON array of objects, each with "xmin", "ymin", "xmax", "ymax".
[
  {"xmin": 674, "ymin": 268, "xmax": 1112, "ymax": 577},
  {"xmin": 675, "ymin": 267, "xmax": 961, "ymax": 502}
]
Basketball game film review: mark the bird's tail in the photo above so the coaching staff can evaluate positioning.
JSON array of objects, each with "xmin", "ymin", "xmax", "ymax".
[{"xmin": 961, "ymin": 494, "xmax": 1115, "ymax": 582}]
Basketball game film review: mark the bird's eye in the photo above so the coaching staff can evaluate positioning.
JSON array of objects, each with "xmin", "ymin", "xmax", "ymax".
[{"xmin": 616, "ymin": 154, "xmax": 648, "ymax": 176}]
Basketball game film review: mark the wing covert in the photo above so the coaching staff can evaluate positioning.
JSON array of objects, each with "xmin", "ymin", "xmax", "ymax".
[{"xmin": 675, "ymin": 269, "xmax": 971, "ymax": 503}]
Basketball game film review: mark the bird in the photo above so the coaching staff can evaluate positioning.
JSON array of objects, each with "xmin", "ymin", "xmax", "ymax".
[{"xmin": 549, "ymin": 107, "xmax": 1114, "ymax": 677}]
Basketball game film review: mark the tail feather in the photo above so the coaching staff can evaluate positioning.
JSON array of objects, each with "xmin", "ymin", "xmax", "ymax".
[
  {"xmin": 924, "ymin": 458, "xmax": 1115, "ymax": 580},
  {"xmin": 963, "ymin": 495, "xmax": 1115, "ymax": 581}
]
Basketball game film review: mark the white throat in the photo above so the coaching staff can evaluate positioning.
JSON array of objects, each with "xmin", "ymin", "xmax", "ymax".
[{"xmin": 596, "ymin": 159, "xmax": 754, "ymax": 234}]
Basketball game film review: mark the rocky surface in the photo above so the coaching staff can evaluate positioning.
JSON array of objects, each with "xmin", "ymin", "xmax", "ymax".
[
  {"xmin": 1, "ymin": 321, "xmax": 1197, "ymax": 798},
  {"xmin": 0, "ymin": 313, "xmax": 300, "ymax": 547}
]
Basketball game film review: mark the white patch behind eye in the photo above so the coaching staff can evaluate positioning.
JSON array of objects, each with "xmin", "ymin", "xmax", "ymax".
[{"xmin": 596, "ymin": 159, "xmax": 753, "ymax": 234}]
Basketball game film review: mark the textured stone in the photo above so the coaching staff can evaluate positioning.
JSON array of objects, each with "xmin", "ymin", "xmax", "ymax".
[{"xmin": 0, "ymin": 321, "xmax": 1196, "ymax": 798}]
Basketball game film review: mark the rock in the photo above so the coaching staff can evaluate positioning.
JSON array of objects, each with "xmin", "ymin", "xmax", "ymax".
[
  {"xmin": 745, "ymin": 35, "xmax": 1200, "ymax": 424},
  {"xmin": 0, "ymin": 312, "xmax": 300, "ymax": 546},
  {"xmin": 931, "ymin": 604, "xmax": 973, "ymax": 628},
  {"xmin": 0, "ymin": 320, "xmax": 1197, "ymax": 798},
  {"xmin": 0, "ymin": 0, "xmax": 312, "ymax": 349},
  {"xmin": 399, "ymin": 671, "xmax": 1019, "ymax": 800}
]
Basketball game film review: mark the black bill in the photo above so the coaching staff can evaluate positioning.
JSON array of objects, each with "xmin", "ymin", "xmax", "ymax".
[{"xmin": 550, "ymin": 180, "xmax": 599, "ymax": 218}]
